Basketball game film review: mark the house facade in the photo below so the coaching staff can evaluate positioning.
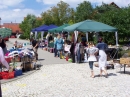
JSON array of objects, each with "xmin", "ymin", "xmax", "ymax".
[{"xmin": 0, "ymin": 22, "xmax": 22, "ymax": 35}]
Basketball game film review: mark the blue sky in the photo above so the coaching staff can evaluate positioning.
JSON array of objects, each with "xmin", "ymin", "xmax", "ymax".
[{"xmin": 0, "ymin": 0, "xmax": 129, "ymax": 24}]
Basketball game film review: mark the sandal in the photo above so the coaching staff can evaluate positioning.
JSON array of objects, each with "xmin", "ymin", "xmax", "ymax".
[
  {"xmin": 99, "ymin": 74, "xmax": 102, "ymax": 77},
  {"xmin": 105, "ymin": 74, "xmax": 108, "ymax": 78},
  {"xmin": 90, "ymin": 75, "xmax": 95, "ymax": 78}
]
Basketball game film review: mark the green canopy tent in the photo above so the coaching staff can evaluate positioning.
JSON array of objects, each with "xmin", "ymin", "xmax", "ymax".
[
  {"xmin": 63, "ymin": 20, "xmax": 118, "ymax": 45},
  {"xmin": 49, "ymin": 24, "xmax": 70, "ymax": 33},
  {"xmin": 0, "ymin": 28, "xmax": 12, "ymax": 38}
]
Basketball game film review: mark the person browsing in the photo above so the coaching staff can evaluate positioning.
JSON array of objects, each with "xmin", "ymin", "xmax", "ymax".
[{"xmin": 32, "ymin": 38, "xmax": 39, "ymax": 60}]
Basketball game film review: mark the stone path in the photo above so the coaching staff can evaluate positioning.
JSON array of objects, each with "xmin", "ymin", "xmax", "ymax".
[{"xmin": 1, "ymin": 39, "xmax": 130, "ymax": 97}]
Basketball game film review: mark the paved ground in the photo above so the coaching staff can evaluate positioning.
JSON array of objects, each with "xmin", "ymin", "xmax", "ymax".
[{"xmin": 1, "ymin": 38, "xmax": 130, "ymax": 97}]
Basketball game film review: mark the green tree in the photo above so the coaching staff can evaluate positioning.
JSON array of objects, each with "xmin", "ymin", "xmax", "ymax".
[
  {"xmin": 41, "ymin": 1, "xmax": 75, "ymax": 26},
  {"xmin": 19, "ymin": 14, "xmax": 37, "ymax": 39},
  {"xmin": 75, "ymin": 1, "xmax": 93, "ymax": 22},
  {"xmin": 41, "ymin": 10, "xmax": 54, "ymax": 25},
  {"xmin": 93, "ymin": 3, "xmax": 130, "ymax": 44}
]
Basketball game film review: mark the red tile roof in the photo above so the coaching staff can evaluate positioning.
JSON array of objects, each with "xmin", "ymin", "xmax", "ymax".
[{"xmin": 1, "ymin": 23, "xmax": 22, "ymax": 34}]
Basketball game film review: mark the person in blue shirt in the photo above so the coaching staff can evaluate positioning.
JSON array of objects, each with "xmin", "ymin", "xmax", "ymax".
[
  {"xmin": 96, "ymin": 37, "xmax": 108, "ymax": 78},
  {"xmin": 54, "ymin": 34, "xmax": 64, "ymax": 58}
]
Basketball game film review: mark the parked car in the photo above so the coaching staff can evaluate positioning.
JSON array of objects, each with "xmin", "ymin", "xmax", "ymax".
[
  {"xmin": 3, "ymin": 36, "xmax": 9, "ymax": 41},
  {"xmin": 10, "ymin": 35, "xmax": 16, "ymax": 38}
]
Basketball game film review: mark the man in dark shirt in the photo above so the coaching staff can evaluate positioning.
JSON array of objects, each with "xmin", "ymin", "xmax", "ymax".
[
  {"xmin": 32, "ymin": 38, "xmax": 39, "ymax": 60},
  {"xmin": 96, "ymin": 37, "xmax": 108, "ymax": 78},
  {"xmin": 0, "ymin": 35, "xmax": 8, "ymax": 55}
]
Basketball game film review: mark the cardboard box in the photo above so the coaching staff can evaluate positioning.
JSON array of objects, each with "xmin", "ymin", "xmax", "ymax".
[
  {"xmin": 22, "ymin": 62, "xmax": 33, "ymax": 71},
  {"xmin": 120, "ymin": 58, "xmax": 130, "ymax": 65}
]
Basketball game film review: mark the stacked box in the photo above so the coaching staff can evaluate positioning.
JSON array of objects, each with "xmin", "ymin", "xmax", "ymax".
[{"xmin": 120, "ymin": 58, "xmax": 130, "ymax": 65}]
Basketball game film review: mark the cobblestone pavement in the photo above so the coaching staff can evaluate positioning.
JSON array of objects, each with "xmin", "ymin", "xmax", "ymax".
[{"xmin": 2, "ymin": 62, "xmax": 130, "ymax": 97}]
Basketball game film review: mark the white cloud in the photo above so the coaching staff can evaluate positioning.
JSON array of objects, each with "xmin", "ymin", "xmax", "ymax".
[
  {"xmin": 13, "ymin": 9, "xmax": 21, "ymax": 12},
  {"xmin": 0, "ymin": 9, "xmax": 41, "ymax": 24},
  {"xmin": 0, "ymin": 5, "xmax": 7, "ymax": 9},
  {"xmin": 36, "ymin": 0, "xmax": 130, "ymax": 7},
  {"xmin": 0, "ymin": 0, "xmax": 24, "ymax": 7},
  {"xmin": 0, "ymin": 0, "xmax": 41, "ymax": 24}
]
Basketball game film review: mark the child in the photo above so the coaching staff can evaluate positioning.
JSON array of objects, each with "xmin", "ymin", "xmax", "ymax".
[{"xmin": 87, "ymin": 42, "xmax": 98, "ymax": 78}]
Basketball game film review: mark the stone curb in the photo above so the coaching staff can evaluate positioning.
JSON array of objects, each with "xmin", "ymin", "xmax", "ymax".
[{"xmin": 1, "ymin": 69, "xmax": 38, "ymax": 84}]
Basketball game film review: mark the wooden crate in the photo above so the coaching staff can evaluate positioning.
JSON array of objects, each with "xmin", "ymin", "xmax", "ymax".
[
  {"xmin": 21, "ymin": 62, "xmax": 33, "ymax": 71},
  {"xmin": 120, "ymin": 58, "xmax": 130, "ymax": 65}
]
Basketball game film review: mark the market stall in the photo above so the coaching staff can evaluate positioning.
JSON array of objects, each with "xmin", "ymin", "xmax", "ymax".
[{"xmin": 0, "ymin": 42, "xmax": 37, "ymax": 80}]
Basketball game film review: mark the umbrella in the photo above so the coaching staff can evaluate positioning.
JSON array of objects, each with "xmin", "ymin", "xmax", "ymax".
[
  {"xmin": 0, "ymin": 28, "xmax": 12, "ymax": 38},
  {"xmin": 49, "ymin": 24, "xmax": 70, "ymax": 33},
  {"xmin": 63, "ymin": 20, "xmax": 117, "ymax": 32}
]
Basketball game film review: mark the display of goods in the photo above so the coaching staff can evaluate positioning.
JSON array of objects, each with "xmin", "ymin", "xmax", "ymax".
[
  {"xmin": 5, "ymin": 57, "xmax": 12, "ymax": 63},
  {"xmin": 22, "ymin": 62, "xmax": 33, "ymax": 71},
  {"xmin": 11, "ymin": 56, "xmax": 21, "ymax": 62},
  {"xmin": 27, "ymin": 43, "xmax": 30, "ymax": 45},
  {"xmin": 113, "ymin": 59, "xmax": 120, "ymax": 63},
  {"xmin": 15, "ymin": 69, "xmax": 22, "ymax": 77},
  {"xmin": 1, "ymin": 71, "xmax": 15, "ymax": 79},
  {"xmin": 120, "ymin": 58, "xmax": 130, "ymax": 65},
  {"xmin": 66, "ymin": 56, "xmax": 69, "ymax": 61},
  {"xmin": 44, "ymin": 47, "xmax": 47, "ymax": 51},
  {"xmin": 48, "ymin": 48, "xmax": 50, "ymax": 52},
  {"xmin": 0, "ymin": 72, "xmax": 2, "ymax": 79},
  {"xmin": 68, "ymin": 58, "xmax": 72, "ymax": 62},
  {"xmin": 50, "ymin": 48, "xmax": 54, "ymax": 53}
]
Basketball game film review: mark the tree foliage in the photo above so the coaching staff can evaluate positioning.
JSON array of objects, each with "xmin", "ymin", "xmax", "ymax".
[
  {"xmin": 19, "ymin": 14, "xmax": 42, "ymax": 39},
  {"xmin": 19, "ymin": 1, "xmax": 130, "ymax": 44},
  {"xmin": 75, "ymin": 1, "xmax": 93, "ymax": 22},
  {"xmin": 41, "ymin": 1, "xmax": 75, "ymax": 26}
]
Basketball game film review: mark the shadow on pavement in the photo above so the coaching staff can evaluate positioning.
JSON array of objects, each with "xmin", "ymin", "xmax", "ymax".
[
  {"xmin": 38, "ymin": 59, "xmax": 45, "ymax": 61},
  {"xmin": 117, "ymin": 71, "xmax": 130, "ymax": 75}
]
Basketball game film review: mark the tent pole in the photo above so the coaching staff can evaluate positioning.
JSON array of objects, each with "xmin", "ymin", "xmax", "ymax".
[
  {"xmin": 86, "ymin": 32, "xmax": 88, "ymax": 42},
  {"xmin": 67, "ymin": 32, "xmax": 70, "ymax": 40},
  {"xmin": 74, "ymin": 31, "xmax": 79, "ymax": 43},
  {"xmin": 115, "ymin": 31, "xmax": 118, "ymax": 46},
  {"xmin": 35, "ymin": 31, "xmax": 37, "ymax": 40},
  {"xmin": 41, "ymin": 31, "xmax": 44, "ymax": 40},
  {"xmin": 96, "ymin": 32, "xmax": 99, "ymax": 43}
]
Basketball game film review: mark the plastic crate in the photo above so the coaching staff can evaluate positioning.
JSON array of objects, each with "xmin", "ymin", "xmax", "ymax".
[
  {"xmin": 15, "ymin": 69, "xmax": 22, "ymax": 77},
  {"xmin": 0, "ymin": 72, "xmax": 2, "ymax": 79},
  {"xmin": 5, "ymin": 57, "xmax": 13, "ymax": 63},
  {"xmin": 1, "ymin": 71, "xmax": 15, "ymax": 79}
]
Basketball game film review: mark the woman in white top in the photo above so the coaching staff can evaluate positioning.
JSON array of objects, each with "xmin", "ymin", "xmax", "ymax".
[{"xmin": 87, "ymin": 42, "xmax": 98, "ymax": 78}]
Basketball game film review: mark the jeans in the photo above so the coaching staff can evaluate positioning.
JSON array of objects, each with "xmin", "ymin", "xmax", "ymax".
[
  {"xmin": 54, "ymin": 48, "xmax": 57, "ymax": 57},
  {"xmin": 89, "ymin": 61, "xmax": 94, "ymax": 70},
  {"xmin": 57, "ymin": 49, "xmax": 63, "ymax": 57},
  {"xmin": 33, "ymin": 48, "xmax": 38, "ymax": 60}
]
